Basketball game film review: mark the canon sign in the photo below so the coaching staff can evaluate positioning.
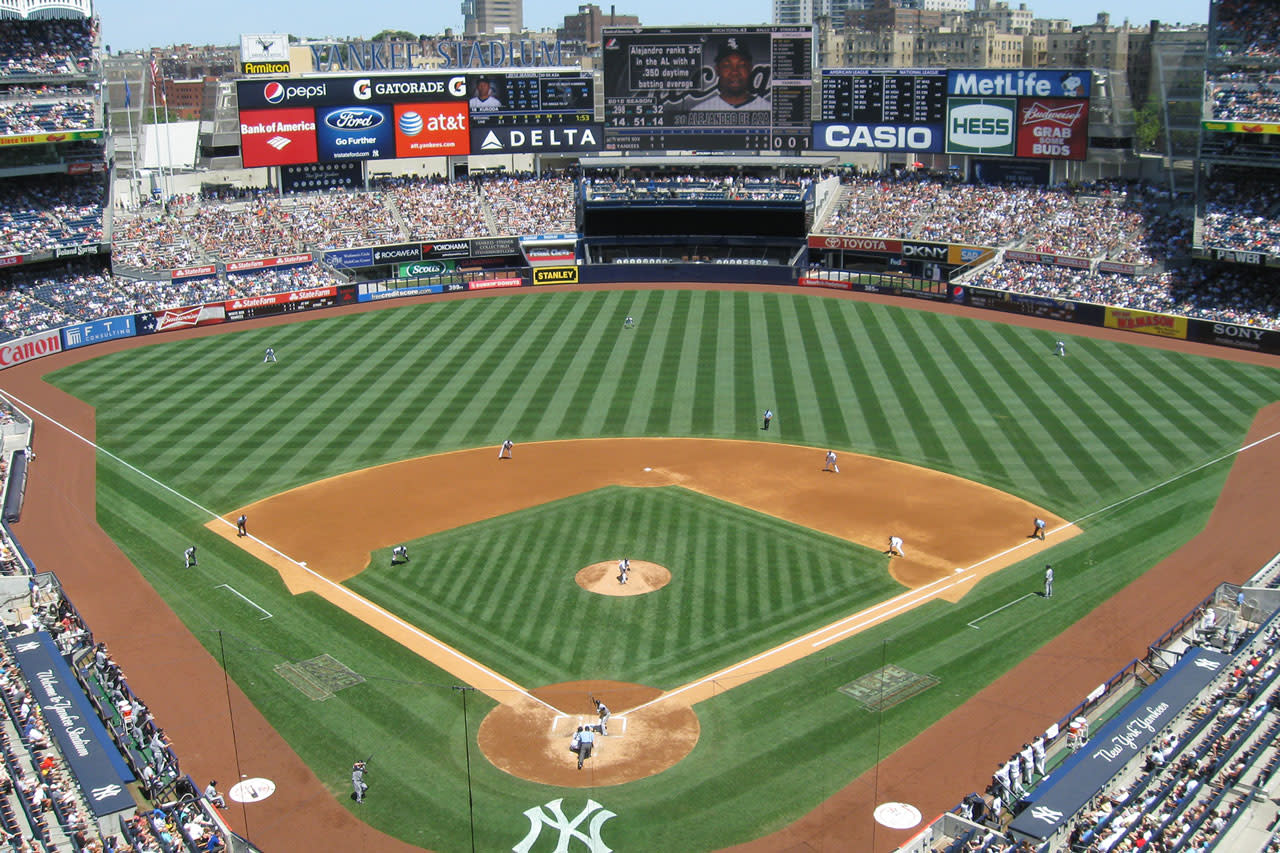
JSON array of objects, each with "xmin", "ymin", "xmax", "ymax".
[{"xmin": 0, "ymin": 330, "xmax": 62, "ymax": 368}]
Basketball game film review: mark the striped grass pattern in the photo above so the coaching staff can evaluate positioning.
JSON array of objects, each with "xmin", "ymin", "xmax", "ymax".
[{"xmin": 49, "ymin": 289, "xmax": 1280, "ymax": 851}]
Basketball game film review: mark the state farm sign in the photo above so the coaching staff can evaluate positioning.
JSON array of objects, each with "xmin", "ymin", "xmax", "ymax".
[{"xmin": 0, "ymin": 330, "xmax": 62, "ymax": 368}]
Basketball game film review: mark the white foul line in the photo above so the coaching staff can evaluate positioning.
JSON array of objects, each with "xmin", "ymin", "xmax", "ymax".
[
  {"xmin": 967, "ymin": 593, "xmax": 1037, "ymax": 630},
  {"xmin": 0, "ymin": 389, "xmax": 560, "ymax": 715},
  {"xmin": 214, "ymin": 583, "xmax": 273, "ymax": 620}
]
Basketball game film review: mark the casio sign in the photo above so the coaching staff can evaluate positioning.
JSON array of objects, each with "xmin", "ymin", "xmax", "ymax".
[
  {"xmin": 823, "ymin": 124, "xmax": 935, "ymax": 151},
  {"xmin": 325, "ymin": 108, "xmax": 383, "ymax": 130},
  {"xmin": 950, "ymin": 103, "xmax": 1012, "ymax": 147}
]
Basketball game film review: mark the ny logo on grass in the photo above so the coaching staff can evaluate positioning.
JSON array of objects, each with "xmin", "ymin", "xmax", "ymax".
[{"xmin": 513, "ymin": 798, "xmax": 616, "ymax": 853}]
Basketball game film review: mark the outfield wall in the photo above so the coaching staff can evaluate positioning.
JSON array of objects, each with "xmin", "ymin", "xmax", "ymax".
[{"xmin": 2, "ymin": 266, "xmax": 1277, "ymax": 374}]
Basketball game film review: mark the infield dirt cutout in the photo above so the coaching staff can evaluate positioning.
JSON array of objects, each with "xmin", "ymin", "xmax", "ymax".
[{"xmin": 208, "ymin": 437, "xmax": 1074, "ymax": 787}]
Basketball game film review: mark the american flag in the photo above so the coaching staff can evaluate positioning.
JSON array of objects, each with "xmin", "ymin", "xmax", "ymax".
[{"xmin": 149, "ymin": 58, "xmax": 166, "ymax": 105}]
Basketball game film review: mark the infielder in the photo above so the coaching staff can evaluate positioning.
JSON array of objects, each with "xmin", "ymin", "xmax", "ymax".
[
  {"xmin": 823, "ymin": 450, "xmax": 840, "ymax": 473},
  {"xmin": 236, "ymin": 514, "xmax": 247, "ymax": 537},
  {"xmin": 184, "ymin": 546, "xmax": 197, "ymax": 569},
  {"xmin": 1032, "ymin": 518, "xmax": 1046, "ymax": 540},
  {"xmin": 391, "ymin": 545, "xmax": 408, "ymax": 565},
  {"xmin": 1055, "ymin": 340, "xmax": 1066, "ymax": 357},
  {"xmin": 617, "ymin": 558, "xmax": 630, "ymax": 585},
  {"xmin": 264, "ymin": 347, "xmax": 277, "ymax": 363},
  {"xmin": 1044, "ymin": 564, "xmax": 1054, "ymax": 598},
  {"xmin": 351, "ymin": 761, "xmax": 368, "ymax": 803},
  {"xmin": 498, "ymin": 439, "xmax": 514, "ymax": 459},
  {"xmin": 888, "ymin": 535, "xmax": 905, "ymax": 557}
]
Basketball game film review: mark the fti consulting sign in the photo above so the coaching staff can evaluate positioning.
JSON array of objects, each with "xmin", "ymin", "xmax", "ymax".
[{"xmin": 946, "ymin": 98, "xmax": 1015, "ymax": 155}]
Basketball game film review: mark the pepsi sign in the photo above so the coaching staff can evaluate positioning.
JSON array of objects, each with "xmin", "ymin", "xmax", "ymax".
[{"xmin": 316, "ymin": 105, "xmax": 393, "ymax": 161}]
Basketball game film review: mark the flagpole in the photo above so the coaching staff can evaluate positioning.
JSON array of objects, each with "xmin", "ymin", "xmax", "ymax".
[{"xmin": 123, "ymin": 74, "xmax": 137, "ymax": 209}]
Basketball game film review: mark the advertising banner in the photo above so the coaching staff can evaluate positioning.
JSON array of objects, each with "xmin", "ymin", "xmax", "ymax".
[
  {"xmin": 1005, "ymin": 250, "xmax": 1091, "ymax": 270},
  {"xmin": 226, "ymin": 253, "xmax": 313, "ymax": 273},
  {"xmin": 0, "ymin": 330, "xmax": 62, "ymax": 368},
  {"xmin": 532, "ymin": 266, "xmax": 579, "ymax": 285},
  {"xmin": 525, "ymin": 246, "xmax": 576, "ymax": 262},
  {"xmin": 0, "ymin": 130, "xmax": 103, "ymax": 147},
  {"xmin": 1209, "ymin": 247, "xmax": 1268, "ymax": 265},
  {"xmin": 53, "ymin": 244, "xmax": 105, "ymax": 259},
  {"xmin": 946, "ymin": 97, "xmax": 1016, "ymax": 155},
  {"xmin": 393, "ymin": 102, "xmax": 470, "ymax": 157},
  {"xmin": 6, "ymin": 633, "xmax": 136, "ymax": 816},
  {"xmin": 1104, "ymin": 307, "xmax": 1188, "ymax": 340},
  {"xmin": 422, "ymin": 240, "xmax": 472, "ymax": 260},
  {"xmin": 62, "ymin": 316, "xmax": 136, "ymax": 350},
  {"xmin": 0, "ymin": 254, "xmax": 23, "ymax": 267},
  {"xmin": 170, "ymin": 264, "xmax": 217, "ymax": 280},
  {"xmin": 1188, "ymin": 319, "xmax": 1280, "ymax": 354},
  {"xmin": 808, "ymin": 235, "xmax": 902, "ymax": 255},
  {"xmin": 397, "ymin": 260, "xmax": 455, "ymax": 277},
  {"xmin": 947, "ymin": 244, "xmax": 994, "ymax": 266},
  {"xmin": 239, "ymin": 107, "xmax": 318, "ymax": 167},
  {"xmin": 470, "ymin": 236, "xmax": 521, "ymax": 257},
  {"xmin": 471, "ymin": 124, "xmax": 602, "ymax": 154},
  {"xmin": 948, "ymin": 69, "xmax": 1091, "ymax": 99},
  {"xmin": 812, "ymin": 122, "xmax": 944, "ymax": 153},
  {"xmin": 358, "ymin": 282, "xmax": 451, "ymax": 302},
  {"xmin": 325, "ymin": 247, "xmax": 374, "ymax": 268},
  {"xmin": 967, "ymin": 287, "xmax": 1079, "ymax": 322},
  {"xmin": 901, "ymin": 241, "xmax": 950, "ymax": 262},
  {"xmin": 371, "ymin": 244, "xmax": 423, "ymax": 265},
  {"xmin": 468, "ymin": 277, "xmax": 523, "ymax": 290},
  {"xmin": 236, "ymin": 74, "xmax": 467, "ymax": 109},
  {"xmin": 799, "ymin": 275, "xmax": 853, "ymax": 290},
  {"xmin": 1015, "ymin": 98, "xmax": 1089, "ymax": 160},
  {"xmin": 225, "ymin": 286, "xmax": 348, "ymax": 321},
  {"xmin": 134, "ymin": 304, "xmax": 227, "ymax": 334},
  {"xmin": 1097, "ymin": 261, "xmax": 1139, "ymax": 276},
  {"xmin": 1202, "ymin": 120, "xmax": 1280, "ymax": 135},
  {"xmin": 316, "ymin": 105, "xmax": 395, "ymax": 161}
]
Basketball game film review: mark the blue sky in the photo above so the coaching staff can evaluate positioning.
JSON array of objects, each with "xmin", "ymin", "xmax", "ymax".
[{"xmin": 97, "ymin": 0, "xmax": 1210, "ymax": 53}]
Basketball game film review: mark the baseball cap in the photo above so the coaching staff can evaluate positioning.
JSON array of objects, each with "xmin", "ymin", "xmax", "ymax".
[{"xmin": 715, "ymin": 38, "xmax": 751, "ymax": 65}]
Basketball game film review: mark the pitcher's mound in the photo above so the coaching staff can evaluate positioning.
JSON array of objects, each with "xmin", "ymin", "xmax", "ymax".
[
  {"xmin": 479, "ymin": 681, "xmax": 699, "ymax": 787},
  {"xmin": 576, "ymin": 561, "xmax": 671, "ymax": 596}
]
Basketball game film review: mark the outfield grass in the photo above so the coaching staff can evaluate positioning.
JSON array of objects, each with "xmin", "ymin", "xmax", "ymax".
[{"xmin": 49, "ymin": 288, "xmax": 1279, "ymax": 851}]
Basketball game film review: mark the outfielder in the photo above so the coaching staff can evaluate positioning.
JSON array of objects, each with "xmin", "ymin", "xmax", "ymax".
[
  {"xmin": 1032, "ymin": 517, "xmax": 1046, "ymax": 540},
  {"xmin": 498, "ymin": 439, "xmax": 514, "ymax": 459},
  {"xmin": 761, "ymin": 409, "xmax": 773, "ymax": 430},
  {"xmin": 1055, "ymin": 340, "xmax": 1066, "ymax": 357},
  {"xmin": 888, "ymin": 535, "xmax": 905, "ymax": 557},
  {"xmin": 1044, "ymin": 564, "xmax": 1054, "ymax": 598},
  {"xmin": 624, "ymin": 315, "xmax": 635, "ymax": 329},
  {"xmin": 184, "ymin": 546, "xmax": 197, "ymax": 569},
  {"xmin": 264, "ymin": 347, "xmax": 277, "ymax": 363},
  {"xmin": 391, "ymin": 545, "xmax": 408, "ymax": 565},
  {"xmin": 823, "ymin": 450, "xmax": 840, "ymax": 473}
]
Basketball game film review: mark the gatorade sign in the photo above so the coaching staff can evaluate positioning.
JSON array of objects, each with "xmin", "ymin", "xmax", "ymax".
[{"xmin": 946, "ymin": 98, "xmax": 1015, "ymax": 155}]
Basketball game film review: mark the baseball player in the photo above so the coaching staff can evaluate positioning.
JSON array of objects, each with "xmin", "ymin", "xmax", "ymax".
[
  {"xmin": 823, "ymin": 450, "xmax": 840, "ymax": 473},
  {"xmin": 993, "ymin": 762, "xmax": 1014, "ymax": 802},
  {"xmin": 624, "ymin": 315, "xmax": 635, "ymax": 329},
  {"xmin": 264, "ymin": 347, "xmax": 277, "ymax": 363},
  {"xmin": 888, "ymin": 535, "xmax": 905, "ymax": 557},
  {"xmin": 593, "ymin": 697, "xmax": 610, "ymax": 735},
  {"xmin": 617, "ymin": 558, "xmax": 629, "ymax": 585},
  {"xmin": 1008, "ymin": 755, "xmax": 1027, "ymax": 796},
  {"xmin": 351, "ymin": 761, "xmax": 368, "ymax": 803},
  {"xmin": 1044, "ymin": 564, "xmax": 1054, "ymax": 598},
  {"xmin": 569, "ymin": 726, "xmax": 582, "ymax": 756},
  {"xmin": 577, "ymin": 726, "xmax": 595, "ymax": 769},
  {"xmin": 498, "ymin": 439, "xmax": 514, "ymax": 459},
  {"xmin": 1032, "ymin": 736, "xmax": 1046, "ymax": 777},
  {"xmin": 391, "ymin": 545, "xmax": 408, "ymax": 565},
  {"xmin": 1020, "ymin": 743, "xmax": 1035, "ymax": 787},
  {"xmin": 762, "ymin": 409, "xmax": 773, "ymax": 430},
  {"xmin": 1055, "ymin": 340, "xmax": 1065, "ymax": 357},
  {"xmin": 236, "ymin": 514, "xmax": 247, "ymax": 537},
  {"xmin": 1032, "ymin": 518, "xmax": 1046, "ymax": 540},
  {"xmin": 184, "ymin": 545, "xmax": 197, "ymax": 569}
]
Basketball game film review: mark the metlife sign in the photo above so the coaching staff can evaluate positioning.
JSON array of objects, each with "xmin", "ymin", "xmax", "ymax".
[
  {"xmin": 813, "ymin": 122, "xmax": 943, "ymax": 153},
  {"xmin": 947, "ymin": 69, "xmax": 1091, "ymax": 99},
  {"xmin": 236, "ymin": 74, "xmax": 467, "ymax": 109},
  {"xmin": 946, "ymin": 98, "xmax": 1016, "ymax": 155},
  {"xmin": 470, "ymin": 124, "xmax": 602, "ymax": 154}
]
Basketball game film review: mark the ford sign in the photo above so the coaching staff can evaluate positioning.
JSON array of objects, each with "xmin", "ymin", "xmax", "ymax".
[{"xmin": 325, "ymin": 108, "xmax": 384, "ymax": 130}]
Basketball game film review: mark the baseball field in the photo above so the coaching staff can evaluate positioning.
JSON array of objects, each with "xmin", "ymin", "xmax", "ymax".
[{"xmin": 11, "ymin": 284, "xmax": 1280, "ymax": 851}]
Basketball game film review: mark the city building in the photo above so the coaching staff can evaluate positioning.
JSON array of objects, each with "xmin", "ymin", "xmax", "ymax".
[
  {"xmin": 463, "ymin": 0, "xmax": 523, "ymax": 36},
  {"xmin": 558, "ymin": 4, "xmax": 640, "ymax": 47}
]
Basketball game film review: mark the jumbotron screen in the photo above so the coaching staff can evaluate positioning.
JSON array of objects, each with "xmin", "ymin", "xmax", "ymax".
[{"xmin": 600, "ymin": 26, "xmax": 813, "ymax": 153}]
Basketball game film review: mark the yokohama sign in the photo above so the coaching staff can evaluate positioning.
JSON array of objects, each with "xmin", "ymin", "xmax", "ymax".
[
  {"xmin": 808, "ymin": 235, "xmax": 903, "ymax": 254},
  {"xmin": 0, "ymin": 330, "xmax": 62, "ymax": 368}
]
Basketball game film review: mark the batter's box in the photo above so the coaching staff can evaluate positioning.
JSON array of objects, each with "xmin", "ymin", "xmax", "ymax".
[
  {"xmin": 839, "ymin": 664, "xmax": 939, "ymax": 712},
  {"xmin": 274, "ymin": 654, "xmax": 365, "ymax": 701}
]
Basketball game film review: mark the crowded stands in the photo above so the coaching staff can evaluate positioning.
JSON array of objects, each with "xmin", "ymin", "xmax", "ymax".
[
  {"xmin": 0, "ymin": 19, "xmax": 95, "ymax": 78},
  {"xmin": 1202, "ymin": 174, "xmax": 1280, "ymax": 255},
  {"xmin": 1215, "ymin": 0, "xmax": 1280, "ymax": 60},
  {"xmin": 0, "ymin": 177, "xmax": 103, "ymax": 257}
]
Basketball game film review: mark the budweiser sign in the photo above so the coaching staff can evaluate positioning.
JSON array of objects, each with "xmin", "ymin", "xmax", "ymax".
[{"xmin": 1021, "ymin": 101, "xmax": 1085, "ymax": 126}]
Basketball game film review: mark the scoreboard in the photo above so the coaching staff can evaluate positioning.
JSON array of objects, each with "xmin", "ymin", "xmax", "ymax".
[
  {"xmin": 468, "ymin": 71, "xmax": 594, "ymax": 127},
  {"xmin": 601, "ymin": 26, "xmax": 813, "ymax": 153},
  {"xmin": 822, "ymin": 68, "xmax": 946, "ymax": 125}
]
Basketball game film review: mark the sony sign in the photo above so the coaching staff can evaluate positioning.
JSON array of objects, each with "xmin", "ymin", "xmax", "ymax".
[
  {"xmin": 1211, "ymin": 323, "xmax": 1265, "ymax": 342},
  {"xmin": 814, "ymin": 123, "xmax": 942, "ymax": 153}
]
